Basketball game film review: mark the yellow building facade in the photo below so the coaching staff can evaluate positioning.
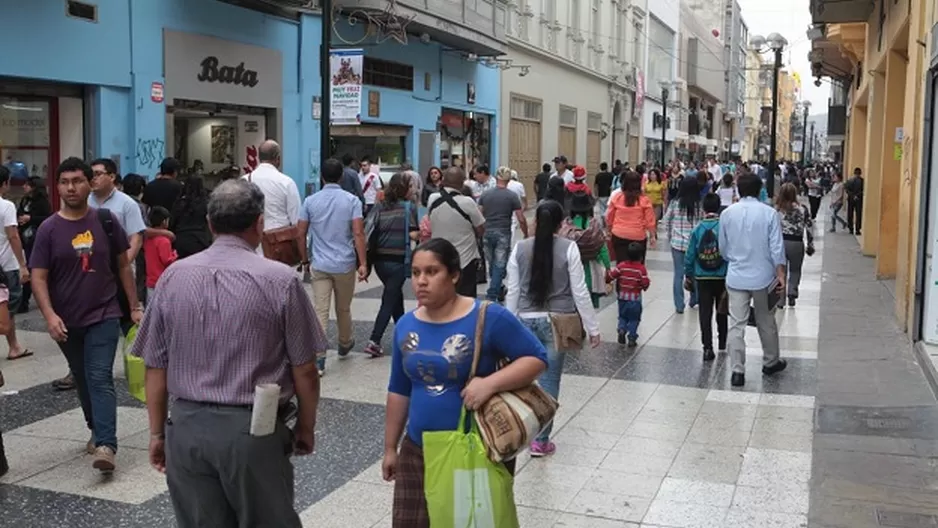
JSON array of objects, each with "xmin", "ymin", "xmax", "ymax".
[
  {"xmin": 813, "ymin": 0, "xmax": 932, "ymax": 336},
  {"xmin": 777, "ymin": 71, "xmax": 800, "ymax": 161}
]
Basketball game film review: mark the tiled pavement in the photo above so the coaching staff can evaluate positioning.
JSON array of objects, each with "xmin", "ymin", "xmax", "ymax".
[{"xmin": 0, "ymin": 205, "xmax": 932, "ymax": 527}]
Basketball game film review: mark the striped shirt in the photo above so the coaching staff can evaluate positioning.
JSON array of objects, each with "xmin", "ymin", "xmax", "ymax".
[
  {"xmin": 607, "ymin": 261, "xmax": 649, "ymax": 301},
  {"xmin": 664, "ymin": 201, "xmax": 702, "ymax": 252},
  {"xmin": 132, "ymin": 235, "xmax": 326, "ymax": 405},
  {"xmin": 373, "ymin": 200, "xmax": 419, "ymax": 261}
]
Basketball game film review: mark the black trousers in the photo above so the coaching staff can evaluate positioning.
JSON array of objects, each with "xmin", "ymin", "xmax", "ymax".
[
  {"xmin": 697, "ymin": 279, "xmax": 728, "ymax": 351},
  {"xmin": 612, "ymin": 236, "xmax": 647, "ymax": 264},
  {"xmin": 847, "ymin": 197, "xmax": 862, "ymax": 233},
  {"xmin": 808, "ymin": 196, "xmax": 821, "ymax": 219},
  {"xmin": 457, "ymin": 259, "xmax": 479, "ymax": 298}
]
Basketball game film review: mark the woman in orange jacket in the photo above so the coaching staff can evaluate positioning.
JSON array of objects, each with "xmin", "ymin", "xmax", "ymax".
[{"xmin": 605, "ymin": 171, "xmax": 657, "ymax": 263}]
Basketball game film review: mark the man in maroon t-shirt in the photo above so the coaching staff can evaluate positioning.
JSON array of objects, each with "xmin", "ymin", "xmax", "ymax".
[{"xmin": 30, "ymin": 157, "xmax": 142, "ymax": 474}]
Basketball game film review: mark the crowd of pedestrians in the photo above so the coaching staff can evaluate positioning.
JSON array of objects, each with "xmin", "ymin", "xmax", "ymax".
[{"xmin": 0, "ymin": 143, "xmax": 853, "ymax": 527}]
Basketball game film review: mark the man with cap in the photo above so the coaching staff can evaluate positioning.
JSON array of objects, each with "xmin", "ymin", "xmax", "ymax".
[{"xmin": 551, "ymin": 156, "xmax": 574, "ymax": 184}]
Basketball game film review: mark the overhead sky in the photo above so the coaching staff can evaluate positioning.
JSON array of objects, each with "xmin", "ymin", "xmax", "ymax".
[{"xmin": 737, "ymin": 0, "xmax": 827, "ymax": 112}]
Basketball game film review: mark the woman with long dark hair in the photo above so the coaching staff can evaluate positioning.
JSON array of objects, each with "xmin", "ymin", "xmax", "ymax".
[
  {"xmin": 604, "ymin": 171, "xmax": 656, "ymax": 262},
  {"xmin": 364, "ymin": 173, "xmax": 419, "ymax": 358},
  {"xmin": 775, "ymin": 182, "xmax": 814, "ymax": 307},
  {"xmin": 645, "ymin": 169, "xmax": 666, "ymax": 221},
  {"xmin": 169, "ymin": 176, "xmax": 212, "ymax": 258},
  {"xmin": 664, "ymin": 178, "xmax": 702, "ymax": 313},
  {"xmin": 506, "ymin": 200, "xmax": 600, "ymax": 456},
  {"xmin": 421, "ymin": 166, "xmax": 442, "ymax": 206},
  {"xmin": 383, "ymin": 238, "xmax": 547, "ymax": 526},
  {"xmin": 16, "ymin": 176, "xmax": 51, "ymax": 313}
]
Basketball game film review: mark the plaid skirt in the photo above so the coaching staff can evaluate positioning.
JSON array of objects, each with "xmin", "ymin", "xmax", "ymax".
[{"xmin": 392, "ymin": 436, "xmax": 516, "ymax": 528}]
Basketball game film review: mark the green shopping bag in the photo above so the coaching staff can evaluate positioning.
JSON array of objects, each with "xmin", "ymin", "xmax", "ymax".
[
  {"xmin": 123, "ymin": 325, "xmax": 146, "ymax": 403},
  {"xmin": 423, "ymin": 407, "xmax": 519, "ymax": 528}
]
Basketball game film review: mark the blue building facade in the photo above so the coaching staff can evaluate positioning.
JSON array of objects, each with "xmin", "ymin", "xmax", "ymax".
[{"xmin": 0, "ymin": 0, "xmax": 501, "ymax": 200}]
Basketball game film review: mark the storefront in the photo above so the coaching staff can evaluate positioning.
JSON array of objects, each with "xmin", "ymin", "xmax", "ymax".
[
  {"xmin": 161, "ymin": 30, "xmax": 283, "ymax": 189},
  {"xmin": 914, "ymin": 44, "xmax": 938, "ymax": 344}
]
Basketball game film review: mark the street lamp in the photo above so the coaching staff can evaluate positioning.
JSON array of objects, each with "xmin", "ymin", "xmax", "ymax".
[
  {"xmin": 725, "ymin": 111, "xmax": 740, "ymax": 160},
  {"xmin": 800, "ymin": 101, "xmax": 812, "ymax": 165},
  {"xmin": 750, "ymin": 32, "xmax": 788, "ymax": 198},
  {"xmin": 659, "ymin": 80, "xmax": 674, "ymax": 169}
]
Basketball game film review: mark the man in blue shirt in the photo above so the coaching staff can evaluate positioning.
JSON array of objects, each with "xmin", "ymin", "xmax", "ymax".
[
  {"xmin": 298, "ymin": 158, "xmax": 368, "ymax": 375},
  {"xmin": 719, "ymin": 173, "xmax": 787, "ymax": 387}
]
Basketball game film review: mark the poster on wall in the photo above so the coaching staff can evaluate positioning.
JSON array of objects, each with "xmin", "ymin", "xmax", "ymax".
[
  {"xmin": 210, "ymin": 125, "xmax": 236, "ymax": 164},
  {"xmin": 634, "ymin": 71, "xmax": 645, "ymax": 120},
  {"xmin": 330, "ymin": 49, "xmax": 363, "ymax": 126}
]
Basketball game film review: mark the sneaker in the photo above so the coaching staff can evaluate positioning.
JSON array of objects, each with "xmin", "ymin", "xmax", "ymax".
[
  {"xmin": 52, "ymin": 373, "xmax": 75, "ymax": 391},
  {"xmin": 703, "ymin": 348, "xmax": 715, "ymax": 361},
  {"xmin": 788, "ymin": 296, "xmax": 796, "ymax": 307},
  {"xmin": 529, "ymin": 440, "xmax": 556, "ymax": 457},
  {"xmin": 338, "ymin": 340, "xmax": 355, "ymax": 358},
  {"xmin": 627, "ymin": 336, "xmax": 638, "ymax": 348},
  {"xmin": 617, "ymin": 331, "xmax": 626, "ymax": 345},
  {"xmin": 363, "ymin": 340, "xmax": 384, "ymax": 358},
  {"xmin": 762, "ymin": 358, "xmax": 788, "ymax": 376},
  {"xmin": 92, "ymin": 446, "xmax": 116, "ymax": 473}
]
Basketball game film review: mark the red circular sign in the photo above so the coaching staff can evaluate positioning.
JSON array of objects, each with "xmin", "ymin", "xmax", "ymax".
[{"xmin": 150, "ymin": 82, "xmax": 164, "ymax": 104}]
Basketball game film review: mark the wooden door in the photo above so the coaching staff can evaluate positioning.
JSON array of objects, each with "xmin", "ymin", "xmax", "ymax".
[
  {"xmin": 558, "ymin": 126, "xmax": 576, "ymax": 164},
  {"xmin": 586, "ymin": 130, "xmax": 601, "ymax": 184},
  {"xmin": 509, "ymin": 118, "xmax": 542, "ymax": 199}
]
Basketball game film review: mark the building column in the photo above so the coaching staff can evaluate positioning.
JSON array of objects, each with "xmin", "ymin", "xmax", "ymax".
[
  {"xmin": 846, "ymin": 105, "xmax": 866, "ymax": 182},
  {"xmin": 862, "ymin": 72, "xmax": 886, "ymax": 256},
  {"xmin": 875, "ymin": 51, "xmax": 907, "ymax": 278}
]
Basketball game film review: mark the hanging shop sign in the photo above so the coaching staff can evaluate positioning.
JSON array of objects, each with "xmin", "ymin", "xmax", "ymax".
[
  {"xmin": 163, "ymin": 30, "xmax": 282, "ymax": 108},
  {"xmin": 330, "ymin": 49, "xmax": 364, "ymax": 126},
  {"xmin": 150, "ymin": 82, "xmax": 164, "ymax": 103}
]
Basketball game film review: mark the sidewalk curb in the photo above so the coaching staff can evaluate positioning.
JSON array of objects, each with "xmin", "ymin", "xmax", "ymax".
[{"xmin": 912, "ymin": 340, "xmax": 938, "ymax": 399}]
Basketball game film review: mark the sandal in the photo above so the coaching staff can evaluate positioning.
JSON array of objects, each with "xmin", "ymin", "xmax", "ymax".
[{"xmin": 6, "ymin": 350, "xmax": 33, "ymax": 361}]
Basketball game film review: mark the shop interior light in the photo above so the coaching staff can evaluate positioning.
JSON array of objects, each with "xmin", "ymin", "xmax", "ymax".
[{"xmin": 1, "ymin": 104, "xmax": 43, "ymax": 112}]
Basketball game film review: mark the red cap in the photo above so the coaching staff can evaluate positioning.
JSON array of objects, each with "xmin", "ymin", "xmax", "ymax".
[{"xmin": 573, "ymin": 165, "xmax": 587, "ymax": 179}]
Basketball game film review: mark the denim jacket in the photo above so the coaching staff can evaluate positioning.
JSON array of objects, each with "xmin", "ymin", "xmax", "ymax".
[{"xmin": 684, "ymin": 216, "xmax": 728, "ymax": 280}]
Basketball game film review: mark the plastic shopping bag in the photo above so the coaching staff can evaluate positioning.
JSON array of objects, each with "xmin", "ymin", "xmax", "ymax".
[
  {"xmin": 423, "ymin": 408, "xmax": 519, "ymax": 528},
  {"xmin": 123, "ymin": 325, "xmax": 146, "ymax": 404}
]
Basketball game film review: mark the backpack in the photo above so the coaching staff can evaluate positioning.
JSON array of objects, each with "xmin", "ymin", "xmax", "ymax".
[
  {"xmin": 696, "ymin": 225, "xmax": 724, "ymax": 271},
  {"xmin": 558, "ymin": 217, "xmax": 606, "ymax": 261}
]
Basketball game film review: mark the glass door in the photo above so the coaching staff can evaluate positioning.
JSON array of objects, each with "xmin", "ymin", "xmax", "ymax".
[{"xmin": 0, "ymin": 96, "xmax": 56, "ymax": 204}]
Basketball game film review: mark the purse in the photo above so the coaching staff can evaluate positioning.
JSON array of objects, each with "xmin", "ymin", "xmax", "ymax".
[
  {"xmin": 471, "ymin": 301, "xmax": 559, "ymax": 463},
  {"xmin": 549, "ymin": 312, "xmax": 586, "ymax": 351},
  {"xmin": 249, "ymin": 172, "xmax": 305, "ymax": 266}
]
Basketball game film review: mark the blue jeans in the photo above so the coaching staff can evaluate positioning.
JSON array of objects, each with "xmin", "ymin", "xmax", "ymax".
[
  {"xmin": 618, "ymin": 299, "xmax": 643, "ymax": 339},
  {"xmin": 520, "ymin": 317, "xmax": 565, "ymax": 443},
  {"xmin": 671, "ymin": 248, "xmax": 697, "ymax": 312},
  {"xmin": 370, "ymin": 260, "xmax": 407, "ymax": 344},
  {"xmin": 483, "ymin": 230, "xmax": 511, "ymax": 301},
  {"xmin": 57, "ymin": 318, "xmax": 120, "ymax": 450}
]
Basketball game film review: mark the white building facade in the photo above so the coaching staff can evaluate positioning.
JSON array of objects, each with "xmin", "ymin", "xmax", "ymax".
[
  {"xmin": 500, "ymin": 0, "xmax": 648, "ymax": 193},
  {"xmin": 641, "ymin": 0, "xmax": 680, "ymax": 165}
]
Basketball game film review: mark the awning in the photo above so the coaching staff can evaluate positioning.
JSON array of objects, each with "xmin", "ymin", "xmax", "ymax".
[{"xmin": 331, "ymin": 124, "xmax": 411, "ymax": 137}]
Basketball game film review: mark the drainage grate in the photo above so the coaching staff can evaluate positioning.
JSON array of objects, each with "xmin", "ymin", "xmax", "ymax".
[
  {"xmin": 876, "ymin": 509, "xmax": 938, "ymax": 527},
  {"xmin": 865, "ymin": 417, "xmax": 913, "ymax": 430}
]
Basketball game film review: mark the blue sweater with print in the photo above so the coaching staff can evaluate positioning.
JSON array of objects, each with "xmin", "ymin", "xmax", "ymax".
[{"xmin": 684, "ymin": 216, "xmax": 728, "ymax": 280}]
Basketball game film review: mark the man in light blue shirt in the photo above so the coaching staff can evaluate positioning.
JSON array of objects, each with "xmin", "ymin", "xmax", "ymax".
[
  {"xmin": 298, "ymin": 158, "xmax": 367, "ymax": 374},
  {"xmin": 719, "ymin": 172, "xmax": 787, "ymax": 387},
  {"xmin": 89, "ymin": 159, "xmax": 147, "ymax": 263}
]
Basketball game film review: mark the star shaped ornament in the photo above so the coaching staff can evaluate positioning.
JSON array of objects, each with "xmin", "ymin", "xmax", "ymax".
[{"xmin": 375, "ymin": 0, "xmax": 415, "ymax": 45}]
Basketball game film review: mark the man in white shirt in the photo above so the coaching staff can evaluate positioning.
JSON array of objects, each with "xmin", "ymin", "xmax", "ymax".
[
  {"xmin": 467, "ymin": 165, "xmax": 496, "ymax": 201},
  {"xmin": 551, "ymin": 155, "xmax": 574, "ymax": 184},
  {"xmin": 244, "ymin": 140, "xmax": 302, "ymax": 255},
  {"xmin": 707, "ymin": 158, "xmax": 723, "ymax": 182},
  {"xmin": 0, "ymin": 167, "xmax": 29, "ymax": 361},
  {"xmin": 358, "ymin": 156, "xmax": 382, "ymax": 216}
]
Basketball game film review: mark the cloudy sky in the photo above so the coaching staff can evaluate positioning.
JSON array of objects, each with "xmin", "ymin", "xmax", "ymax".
[{"xmin": 737, "ymin": 0, "xmax": 827, "ymax": 112}]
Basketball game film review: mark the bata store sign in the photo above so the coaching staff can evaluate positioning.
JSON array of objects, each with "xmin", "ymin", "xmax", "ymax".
[{"xmin": 163, "ymin": 30, "xmax": 283, "ymax": 108}]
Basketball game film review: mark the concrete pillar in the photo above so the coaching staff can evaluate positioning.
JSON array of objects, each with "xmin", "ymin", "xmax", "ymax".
[
  {"xmin": 862, "ymin": 73, "xmax": 886, "ymax": 256},
  {"xmin": 875, "ymin": 51, "xmax": 907, "ymax": 278},
  {"xmin": 846, "ymin": 105, "xmax": 867, "ymax": 180}
]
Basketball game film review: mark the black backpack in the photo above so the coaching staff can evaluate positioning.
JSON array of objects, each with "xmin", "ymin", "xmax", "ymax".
[{"xmin": 696, "ymin": 225, "xmax": 724, "ymax": 271}]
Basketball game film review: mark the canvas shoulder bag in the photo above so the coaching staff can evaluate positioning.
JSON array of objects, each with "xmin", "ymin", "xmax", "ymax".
[
  {"xmin": 248, "ymin": 171, "xmax": 304, "ymax": 266},
  {"xmin": 470, "ymin": 301, "xmax": 559, "ymax": 463}
]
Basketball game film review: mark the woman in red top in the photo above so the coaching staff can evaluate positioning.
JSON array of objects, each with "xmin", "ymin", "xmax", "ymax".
[{"xmin": 604, "ymin": 171, "xmax": 656, "ymax": 263}]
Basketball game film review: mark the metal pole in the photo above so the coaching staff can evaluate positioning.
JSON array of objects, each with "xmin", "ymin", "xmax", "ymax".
[
  {"xmin": 809, "ymin": 122, "xmax": 815, "ymax": 164},
  {"xmin": 729, "ymin": 118, "xmax": 735, "ymax": 160},
  {"xmin": 800, "ymin": 109, "xmax": 808, "ymax": 165},
  {"xmin": 320, "ymin": 0, "xmax": 333, "ymax": 172},
  {"xmin": 661, "ymin": 88, "xmax": 668, "ymax": 169},
  {"xmin": 767, "ymin": 48, "xmax": 782, "ymax": 198}
]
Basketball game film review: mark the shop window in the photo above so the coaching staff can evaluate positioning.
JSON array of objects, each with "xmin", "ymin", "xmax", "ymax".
[
  {"xmin": 332, "ymin": 135, "xmax": 407, "ymax": 171},
  {"xmin": 363, "ymin": 58, "xmax": 414, "ymax": 91},
  {"xmin": 0, "ymin": 97, "xmax": 52, "ymax": 201},
  {"xmin": 439, "ymin": 109, "xmax": 492, "ymax": 170}
]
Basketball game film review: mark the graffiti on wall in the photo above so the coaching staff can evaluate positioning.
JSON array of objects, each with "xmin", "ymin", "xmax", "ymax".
[{"xmin": 136, "ymin": 138, "xmax": 165, "ymax": 171}]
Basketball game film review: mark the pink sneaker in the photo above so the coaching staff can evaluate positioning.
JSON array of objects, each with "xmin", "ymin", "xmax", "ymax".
[{"xmin": 529, "ymin": 440, "xmax": 556, "ymax": 457}]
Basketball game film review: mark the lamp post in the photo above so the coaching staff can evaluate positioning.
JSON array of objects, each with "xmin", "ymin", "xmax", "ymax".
[
  {"xmin": 749, "ymin": 32, "xmax": 788, "ymax": 198},
  {"xmin": 726, "ymin": 111, "xmax": 740, "ymax": 160},
  {"xmin": 800, "ymin": 100, "xmax": 811, "ymax": 165},
  {"xmin": 808, "ymin": 122, "xmax": 816, "ymax": 164},
  {"xmin": 660, "ymin": 80, "xmax": 671, "ymax": 169}
]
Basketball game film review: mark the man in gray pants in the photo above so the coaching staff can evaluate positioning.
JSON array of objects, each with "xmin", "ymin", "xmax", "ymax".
[
  {"xmin": 133, "ymin": 180, "xmax": 326, "ymax": 527},
  {"xmin": 718, "ymin": 173, "xmax": 789, "ymax": 387}
]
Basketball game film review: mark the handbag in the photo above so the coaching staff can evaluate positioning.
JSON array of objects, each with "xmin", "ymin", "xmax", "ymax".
[
  {"xmin": 549, "ymin": 312, "xmax": 585, "ymax": 351},
  {"xmin": 471, "ymin": 302, "xmax": 559, "ymax": 463},
  {"xmin": 249, "ymin": 172, "xmax": 304, "ymax": 266}
]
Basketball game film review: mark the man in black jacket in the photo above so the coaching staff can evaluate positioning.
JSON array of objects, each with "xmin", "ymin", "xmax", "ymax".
[{"xmin": 844, "ymin": 167, "xmax": 864, "ymax": 235}]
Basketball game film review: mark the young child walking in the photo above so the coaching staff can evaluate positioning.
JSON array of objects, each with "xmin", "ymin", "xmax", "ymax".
[
  {"xmin": 144, "ymin": 206, "xmax": 178, "ymax": 301},
  {"xmin": 607, "ymin": 242, "xmax": 650, "ymax": 347},
  {"xmin": 684, "ymin": 194, "xmax": 728, "ymax": 361}
]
